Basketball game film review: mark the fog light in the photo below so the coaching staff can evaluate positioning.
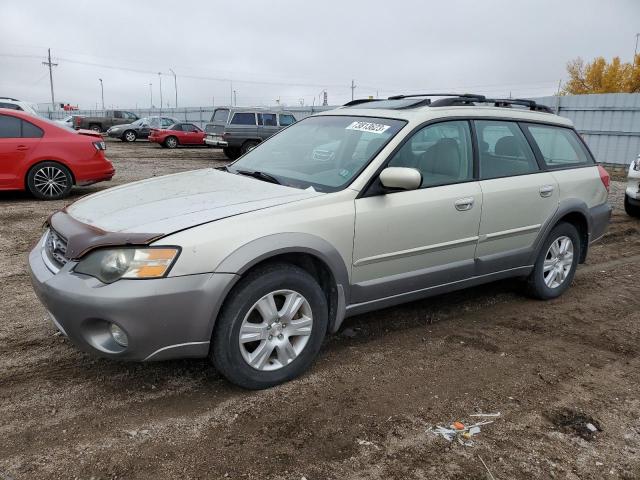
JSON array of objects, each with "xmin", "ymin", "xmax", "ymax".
[{"xmin": 109, "ymin": 323, "xmax": 128, "ymax": 347}]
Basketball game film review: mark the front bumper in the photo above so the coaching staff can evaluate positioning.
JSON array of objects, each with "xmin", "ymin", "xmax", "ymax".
[
  {"xmin": 28, "ymin": 235, "xmax": 238, "ymax": 361},
  {"xmin": 106, "ymin": 130, "xmax": 122, "ymax": 139}
]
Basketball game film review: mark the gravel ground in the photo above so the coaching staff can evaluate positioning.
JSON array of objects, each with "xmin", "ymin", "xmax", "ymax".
[{"xmin": 1, "ymin": 140, "xmax": 639, "ymax": 480}]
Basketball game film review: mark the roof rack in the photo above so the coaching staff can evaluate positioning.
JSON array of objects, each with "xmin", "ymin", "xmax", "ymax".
[
  {"xmin": 342, "ymin": 98, "xmax": 382, "ymax": 107},
  {"xmin": 490, "ymin": 98, "xmax": 553, "ymax": 113},
  {"xmin": 0, "ymin": 97, "xmax": 20, "ymax": 101},
  {"xmin": 388, "ymin": 93, "xmax": 486, "ymax": 101}
]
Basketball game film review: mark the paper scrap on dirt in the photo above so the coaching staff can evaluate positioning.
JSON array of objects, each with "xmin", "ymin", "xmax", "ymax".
[{"xmin": 427, "ymin": 415, "xmax": 498, "ymax": 446}]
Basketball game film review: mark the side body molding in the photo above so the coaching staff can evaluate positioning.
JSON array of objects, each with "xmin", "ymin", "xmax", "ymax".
[{"xmin": 215, "ymin": 233, "xmax": 351, "ymax": 333}]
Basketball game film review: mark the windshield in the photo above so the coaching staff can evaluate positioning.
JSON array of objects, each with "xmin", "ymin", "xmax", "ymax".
[{"xmin": 228, "ymin": 115, "xmax": 406, "ymax": 192}]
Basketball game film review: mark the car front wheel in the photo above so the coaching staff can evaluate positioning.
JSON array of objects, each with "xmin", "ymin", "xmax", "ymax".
[
  {"xmin": 27, "ymin": 162, "xmax": 73, "ymax": 200},
  {"xmin": 624, "ymin": 194, "xmax": 640, "ymax": 217},
  {"xmin": 526, "ymin": 222, "xmax": 581, "ymax": 300},
  {"xmin": 211, "ymin": 263, "xmax": 328, "ymax": 389}
]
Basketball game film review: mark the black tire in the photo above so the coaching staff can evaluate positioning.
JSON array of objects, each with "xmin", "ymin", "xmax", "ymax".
[
  {"xmin": 122, "ymin": 130, "xmax": 137, "ymax": 142},
  {"xmin": 211, "ymin": 263, "xmax": 328, "ymax": 389},
  {"xmin": 526, "ymin": 222, "xmax": 581, "ymax": 300},
  {"xmin": 241, "ymin": 140, "xmax": 260, "ymax": 155},
  {"xmin": 26, "ymin": 162, "xmax": 73, "ymax": 200},
  {"xmin": 164, "ymin": 136, "xmax": 178, "ymax": 149},
  {"xmin": 223, "ymin": 147, "xmax": 240, "ymax": 160},
  {"xmin": 89, "ymin": 124, "xmax": 102, "ymax": 133},
  {"xmin": 624, "ymin": 194, "xmax": 640, "ymax": 218}
]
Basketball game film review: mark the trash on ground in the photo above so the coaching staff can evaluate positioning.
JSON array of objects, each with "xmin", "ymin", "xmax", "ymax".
[
  {"xmin": 427, "ymin": 417, "xmax": 495, "ymax": 446},
  {"xmin": 469, "ymin": 412, "xmax": 501, "ymax": 418}
]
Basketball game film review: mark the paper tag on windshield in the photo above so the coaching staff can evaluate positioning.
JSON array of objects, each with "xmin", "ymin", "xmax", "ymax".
[{"xmin": 346, "ymin": 121, "xmax": 391, "ymax": 134}]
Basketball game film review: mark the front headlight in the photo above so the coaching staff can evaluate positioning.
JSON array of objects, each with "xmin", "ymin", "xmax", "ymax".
[{"xmin": 75, "ymin": 247, "xmax": 180, "ymax": 283}]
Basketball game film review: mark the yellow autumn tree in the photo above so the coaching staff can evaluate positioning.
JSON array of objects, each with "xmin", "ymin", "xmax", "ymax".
[{"xmin": 563, "ymin": 55, "xmax": 640, "ymax": 94}]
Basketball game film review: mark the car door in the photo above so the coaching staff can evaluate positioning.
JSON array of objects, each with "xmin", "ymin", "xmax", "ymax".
[
  {"xmin": 0, "ymin": 114, "xmax": 42, "ymax": 188},
  {"xmin": 258, "ymin": 112, "xmax": 279, "ymax": 141},
  {"xmin": 180, "ymin": 123, "xmax": 198, "ymax": 144},
  {"xmin": 227, "ymin": 112, "xmax": 258, "ymax": 145},
  {"xmin": 352, "ymin": 120, "xmax": 482, "ymax": 304},
  {"xmin": 474, "ymin": 119, "xmax": 559, "ymax": 274}
]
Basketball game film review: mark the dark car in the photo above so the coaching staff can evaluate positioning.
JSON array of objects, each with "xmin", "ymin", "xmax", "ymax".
[
  {"xmin": 204, "ymin": 108, "xmax": 297, "ymax": 159},
  {"xmin": 106, "ymin": 116, "xmax": 178, "ymax": 142},
  {"xmin": 74, "ymin": 110, "xmax": 139, "ymax": 133}
]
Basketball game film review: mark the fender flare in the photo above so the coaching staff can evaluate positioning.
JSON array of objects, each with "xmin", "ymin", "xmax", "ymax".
[
  {"xmin": 213, "ymin": 232, "xmax": 350, "ymax": 333},
  {"xmin": 529, "ymin": 198, "xmax": 591, "ymax": 264}
]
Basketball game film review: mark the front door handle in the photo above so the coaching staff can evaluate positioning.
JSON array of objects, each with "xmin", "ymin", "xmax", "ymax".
[
  {"xmin": 540, "ymin": 185, "xmax": 555, "ymax": 197},
  {"xmin": 454, "ymin": 197, "xmax": 474, "ymax": 211}
]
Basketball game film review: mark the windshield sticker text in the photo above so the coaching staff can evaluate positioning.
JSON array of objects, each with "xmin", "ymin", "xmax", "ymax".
[{"xmin": 346, "ymin": 121, "xmax": 391, "ymax": 134}]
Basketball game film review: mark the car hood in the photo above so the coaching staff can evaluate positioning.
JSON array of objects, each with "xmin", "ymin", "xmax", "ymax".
[{"xmin": 66, "ymin": 168, "xmax": 321, "ymax": 234}]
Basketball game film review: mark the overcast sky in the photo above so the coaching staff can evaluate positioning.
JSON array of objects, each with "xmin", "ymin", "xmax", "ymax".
[{"xmin": 1, "ymin": 0, "xmax": 639, "ymax": 110}]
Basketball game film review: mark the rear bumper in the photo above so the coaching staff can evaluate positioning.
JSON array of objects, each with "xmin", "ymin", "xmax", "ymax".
[
  {"xmin": 589, "ymin": 203, "xmax": 612, "ymax": 243},
  {"xmin": 28, "ymin": 234, "xmax": 239, "ymax": 361},
  {"xmin": 74, "ymin": 158, "xmax": 115, "ymax": 185},
  {"xmin": 205, "ymin": 137, "xmax": 228, "ymax": 147}
]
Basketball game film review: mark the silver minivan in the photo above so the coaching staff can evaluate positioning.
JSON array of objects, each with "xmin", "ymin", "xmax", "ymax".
[
  {"xmin": 204, "ymin": 107, "xmax": 297, "ymax": 159},
  {"xmin": 29, "ymin": 94, "xmax": 611, "ymax": 389}
]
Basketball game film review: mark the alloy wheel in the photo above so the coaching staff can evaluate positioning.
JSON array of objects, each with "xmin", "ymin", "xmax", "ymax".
[
  {"xmin": 125, "ymin": 131, "xmax": 136, "ymax": 142},
  {"xmin": 33, "ymin": 166, "xmax": 69, "ymax": 198},
  {"xmin": 543, "ymin": 235, "xmax": 574, "ymax": 288},
  {"xmin": 166, "ymin": 137, "xmax": 177, "ymax": 148},
  {"xmin": 238, "ymin": 289, "xmax": 313, "ymax": 371}
]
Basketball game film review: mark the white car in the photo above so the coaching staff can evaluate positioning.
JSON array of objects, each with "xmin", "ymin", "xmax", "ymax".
[
  {"xmin": 29, "ymin": 94, "xmax": 612, "ymax": 389},
  {"xmin": 55, "ymin": 115, "xmax": 75, "ymax": 127},
  {"xmin": 0, "ymin": 97, "xmax": 39, "ymax": 116},
  {"xmin": 624, "ymin": 155, "xmax": 640, "ymax": 217}
]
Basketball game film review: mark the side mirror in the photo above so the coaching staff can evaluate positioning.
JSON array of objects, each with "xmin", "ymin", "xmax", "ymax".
[
  {"xmin": 141, "ymin": 123, "xmax": 149, "ymax": 128},
  {"xmin": 379, "ymin": 167, "xmax": 422, "ymax": 191}
]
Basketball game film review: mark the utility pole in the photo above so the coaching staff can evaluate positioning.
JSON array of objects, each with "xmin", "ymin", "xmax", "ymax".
[
  {"xmin": 350, "ymin": 79, "xmax": 356, "ymax": 101},
  {"xmin": 635, "ymin": 33, "xmax": 640, "ymax": 64},
  {"xmin": 230, "ymin": 80, "xmax": 233, "ymax": 106},
  {"xmin": 42, "ymin": 48, "xmax": 57, "ymax": 115},
  {"xmin": 169, "ymin": 68, "xmax": 177, "ymax": 108},
  {"xmin": 98, "ymin": 78, "xmax": 104, "ymax": 111},
  {"xmin": 233, "ymin": 90, "xmax": 237, "ymax": 106},
  {"xmin": 323, "ymin": 90, "xmax": 328, "ymax": 106},
  {"xmin": 149, "ymin": 83, "xmax": 153, "ymax": 108}
]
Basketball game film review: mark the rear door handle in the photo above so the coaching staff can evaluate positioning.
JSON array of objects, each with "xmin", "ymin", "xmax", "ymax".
[
  {"xmin": 454, "ymin": 197, "xmax": 475, "ymax": 211},
  {"xmin": 16, "ymin": 145, "xmax": 29, "ymax": 151},
  {"xmin": 539, "ymin": 185, "xmax": 555, "ymax": 197}
]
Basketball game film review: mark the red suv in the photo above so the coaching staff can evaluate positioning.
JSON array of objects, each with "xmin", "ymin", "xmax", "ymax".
[{"xmin": 0, "ymin": 109, "xmax": 115, "ymax": 200}]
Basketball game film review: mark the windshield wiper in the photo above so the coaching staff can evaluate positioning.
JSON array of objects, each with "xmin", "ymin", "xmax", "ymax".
[{"xmin": 235, "ymin": 169, "xmax": 281, "ymax": 185}]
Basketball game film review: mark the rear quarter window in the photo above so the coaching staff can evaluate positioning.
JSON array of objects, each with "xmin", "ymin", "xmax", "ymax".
[
  {"xmin": 524, "ymin": 124, "xmax": 593, "ymax": 168},
  {"xmin": 230, "ymin": 113, "xmax": 256, "ymax": 126},
  {"xmin": 22, "ymin": 120, "xmax": 43, "ymax": 138},
  {"xmin": 212, "ymin": 109, "xmax": 230, "ymax": 122}
]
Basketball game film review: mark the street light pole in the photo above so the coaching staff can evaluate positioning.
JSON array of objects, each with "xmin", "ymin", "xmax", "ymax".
[
  {"xmin": 98, "ymin": 78, "xmax": 104, "ymax": 112},
  {"xmin": 158, "ymin": 72, "xmax": 163, "ymax": 112},
  {"xmin": 149, "ymin": 82, "xmax": 153, "ymax": 109},
  {"xmin": 169, "ymin": 68, "xmax": 178, "ymax": 108}
]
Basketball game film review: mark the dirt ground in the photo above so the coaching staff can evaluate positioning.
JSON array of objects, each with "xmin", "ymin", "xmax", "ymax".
[{"xmin": 1, "ymin": 139, "xmax": 639, "ymax": 480}]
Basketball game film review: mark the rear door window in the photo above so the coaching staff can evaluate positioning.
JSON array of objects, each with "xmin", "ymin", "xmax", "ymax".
[
  {"xmin": 230, "ymin": 113, "xmax": 256, "ymax": 125},
  {"xmin": 21, "ymin": 120, "xmax": 44, "ymax": 138},
  {"xmin": 523, "ymin": 124, "xmax": 593, "ymax": 168},
  {"xmin": 475, "ymin": 120, "xmax": 539, "ymax": 179},
  {"xmin": 258, "ymin": 113, "xmax": 277, "ymax": 126},
  {"xmin": 279, "ymin": 114, "xmax": 296, "ymax": 126},
  {"xmin": 0, "ymin": 114, "xmax": 22, "ymax": 137}
]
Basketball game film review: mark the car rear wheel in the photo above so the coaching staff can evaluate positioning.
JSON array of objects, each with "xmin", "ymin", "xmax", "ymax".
[
  {"xmin": 241, "ymin": 140, "xmax": 260, "ymax": 155},
  {"xmin": 27, "ymin": 162, "xmax": 73, "ymax": 200},
  {"xmin": 223, "ymin": 147, "xmax": 240, "ymax": 160},
  {"xmin": 123, "ymin": 130, "xmax": 137, "ymax": 142},
  {"xmin": 164, "ymin": 136, "xmax": 178, "ymax": 149},
  {"xmin": 624, "ymin": 194, "xmax": 640, "ymax": 217},
  {"xmin": 526, "ymin": 222, "xmax": 580, "ymax": 300},
  {"xmin": 211, "ymin": 263, "xmax": 328, "ymax": 389},
  {"xmin": 89, "ymin": 124, "xmax": 102, "ymax": 133}
]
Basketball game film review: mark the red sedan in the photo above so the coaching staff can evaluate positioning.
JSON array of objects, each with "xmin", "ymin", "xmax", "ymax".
[
  {"xmin": 148, "ymin": 122, "xmax": 206, "ymax": 148},
  {"xmin": 0, "ymin": 109, "xmax": 114, "ymax": 200}
]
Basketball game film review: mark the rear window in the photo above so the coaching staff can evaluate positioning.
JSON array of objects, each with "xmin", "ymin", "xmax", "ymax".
[
  {"xmin": 0, "ymin": 102, "xmax": 21, "ymax": 110},
  {"xmin": 168, "ymin": 123, "xmax": 182, "ymax": 131},
  {"xmin": 0, "ymin": 115, "xmax": 43, "ymax": 138},
  {"xmin": 230, "ymin": 112, "xmax": 256, "ymax": 126},
  {"xmin": 212, "ymin": 109, "xmax": 229, "ymax": 122},
  {"xmin": 524, "ymin": 124, "xmax": 593, "ymax": 168}
]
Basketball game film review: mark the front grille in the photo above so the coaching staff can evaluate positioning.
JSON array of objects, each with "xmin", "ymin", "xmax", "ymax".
[{"xmin": 45, "ymin": 229, "xmax": 69, "ymax": 269}]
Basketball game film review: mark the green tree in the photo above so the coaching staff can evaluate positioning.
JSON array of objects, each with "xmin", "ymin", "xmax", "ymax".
[{"xmin": 563, "ymin": 55, "xmax": 640, "ymax": 94}]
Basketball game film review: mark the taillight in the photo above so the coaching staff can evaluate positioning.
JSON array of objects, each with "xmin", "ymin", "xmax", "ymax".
[
  {"xmin": 93, "ymin": 141, "xmax": 106, "ymax": 151},
  {"xmin": 597, "ymin": 165, "xmax": 610, "ymax": 192}
]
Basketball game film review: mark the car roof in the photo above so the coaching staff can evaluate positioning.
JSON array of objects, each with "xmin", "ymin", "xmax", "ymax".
[
  {"xmin": 315, "ymin": 94, "xmax": 573, "ymax": 128},
  {"xmin": 315, "ymin": 104, "xmax": 573, "ymax": 128}
]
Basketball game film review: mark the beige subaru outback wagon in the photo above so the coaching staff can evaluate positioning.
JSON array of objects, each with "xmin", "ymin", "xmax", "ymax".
[{"xmin": 29, "ymin": 94, "xmax": 611, "ymax": 389}]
